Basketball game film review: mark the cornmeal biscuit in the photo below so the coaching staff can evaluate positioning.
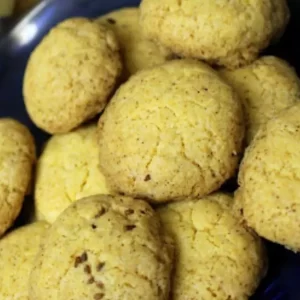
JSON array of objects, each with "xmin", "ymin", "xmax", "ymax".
[
  {"xmin": 220, "ymin": 56, "xmax": 300, "ymax": 143},
  {"xmin": 24, "ymin": 17, "xmax": 122, "ymax": 134},
  {"xmin": 29, "ymin": 195, "xmax": 174, "ymax": 300},
  {"xmin": 97, "ymin": 7, "xmax": 173, "ymax": 77},
  {"xmin": 34, "ymin": 123, "xmax": 110, "ymax": 223},
  {"xmin": 140, "ymin": 0, "xmax": 290, "ymax": 69},
  {"xmin": 158, "ymin": 193, "xmax": 267, "ymax": 300},
  {"xmin": 0, "ymin": 118, "xmax": 36, "ymax": 237},
  {"xmin": 236, "ymin": 103, "xmax": 300, "ymax": 251},
  {"xmin": 98, "ymin": 60, "xmax": 244, "ymax": 202},
  {"xmin": 0, "ymin": 221, "xmax": 49, "ymax": 300}
]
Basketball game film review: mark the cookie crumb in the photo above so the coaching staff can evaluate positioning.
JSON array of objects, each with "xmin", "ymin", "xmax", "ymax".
[
  {"xmin": 94, "ymin": 293, "xmax": 104, "ymax": 300},
  {"xmin": 74, "ymin": 256, "xmax": 82, "ymax": 268},
  {"xmin": 80, "ymin": 252, "xmax": 88, "ymax": 262},
  {"xmin": 124, "ymin": 208, "xmax": 134, "ymax": 216},
  {"xmin": 84, "ymin": 265, "xmax": 91, "ymax": 274},
  {"xmin": 97, "ymin": 262, "xmax": 105, "ymax": 271},
  {"xmin": 87, "ymin": 277, "xmax": 95, "ymax": 284},
  {"xmin": 96, "ymin": 281, "xmax": 104, "ymax": 288},
  {"xmin": 95, "ymin": 208, "xmax": 106, "ymax": 218},
  {"xmin": 107, "ymin": 18, "xmax": 116, "ymax": 24},
  {"xmin": 144, "ymin": 174, "xmax": 151, "ymax": 181},
  {"xmin": 125, "ymin": 225, "xmax": 136, "ymax": 231}
]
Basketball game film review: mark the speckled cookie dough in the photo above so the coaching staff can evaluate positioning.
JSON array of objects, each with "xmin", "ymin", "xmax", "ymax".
[
  {"xmin": 34, "ymin": 123, "xmax": 110, "ymax": 223},
  {"xmin": 97, "ymin": 7, "xmax": 173, "ymax": 77},
  {"xmin": 23, "ymin": 17, "xmax": 122, "ymax": 134},
  {"xmin": 140, "ymin": 0, "xmax": 290, "ymax": 69},
  {"xmin": 98, "ymin": 59, "xmax": 244, "ymax": 202},
  {"xmin": 0, "ymin": 118, "xmax": 36, "ymax": 237},
  {"xmin": 157, "ymin": 193, "xmax": 267, "ymax": 300},
  {"xmin": 0, "ymin": 221, "xmax": 49, "ymax": 300},
  {"xmin": 29, "ymin": 194, "xmax": 174, "ymax": 300},
  {"xmin": 235, "ymin": 103, "xmax": 300, "ymax": 252},
  {"xmin": 220, "ymin": 56, "xmax": 300, "ymax": 143}
]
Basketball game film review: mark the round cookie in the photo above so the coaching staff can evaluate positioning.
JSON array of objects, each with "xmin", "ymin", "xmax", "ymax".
[
  {"xmin": 220, "ymin": 56, "xmax": 300, "ymax": 144},
  {"xmin": 0, "ymin": 118, "xmax": 36, "ymax": 237},
  {"xmin": 140, "ymin": 0, "xmax": 290, "ymax": 69},
  {"xmin": 157, "ymin": 193, "xmax": 267, "ymax": 300},
  {"xmin": 97, "ymin": 7, "xmax": 173, "ymax": 77},
  {"xmin": 23, "ymin": 17, "xmax": 122, "ymax": 134},
  {"xmin": 29, "ymin": 194, "xmax": 174, "ymax": 300},
  {"xmin": 98, "ymin": 59, "xmax": 244, "ymax": 202},
  {"xmin": 35, "ymin": 123, "xmax": 110, "ymax": 223},
  {"xmin": 0, "ymin": 221, "xmax": 49, "ymax": 300},
  {"xmin": 235, "ymin": 103, "xmax": 300, "ymax": 252}
]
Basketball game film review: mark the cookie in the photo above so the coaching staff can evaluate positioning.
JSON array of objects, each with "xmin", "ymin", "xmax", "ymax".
[
  {"xmin": 97, "ymin": 7, "xmax": 173, "ymax": 77},
  {"xmin": 29, "ymin": 194, "xmax": 174, "ymax": 300},
  {"xmin": 98, "ymin": 59, "xmax": 244, "ymax": 202},
  {"xmin": 34, "ymin": 123, "xmax": 110, "ymax": 223},
  {"xmin": 157, "ymin": 193, "xmax": 267, "ymax": 300},
  {"xmin": 235, "ymin": 103, "xmax": 300, "ymax": 252},
  {"xmin": 23, "ymin": 17, "xmax": 122, "ymax": 134},
  {"xmin": 220, "ymin": 56, "xmax": 300, "ymax": 143},
  {"xmin": 0, "ymin": 221, "xmax": 49, "ymax": 300},
  {"xmin": 0, "ymin": 118, "xmax": 36, "ymax": 237},
  {"xmin": 140, "ymin": 0, "xmax": 290, "ymax": 69}
]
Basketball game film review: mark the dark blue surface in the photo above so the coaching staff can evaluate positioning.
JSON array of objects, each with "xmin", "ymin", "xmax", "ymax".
[{"xmin": 1, "ymin": 0, "xmax": 300, "ymax": 299}]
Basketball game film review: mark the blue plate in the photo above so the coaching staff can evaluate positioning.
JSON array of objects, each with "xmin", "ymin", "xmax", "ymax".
[{"xmin": 1, "ymin": 0, "xmax": 300, "ymax": 299}]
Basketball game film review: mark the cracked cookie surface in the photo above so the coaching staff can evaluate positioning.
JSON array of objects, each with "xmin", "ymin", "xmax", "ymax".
[
  {"xmin": 235, "ymin": 103, "xmax": 300, "ymax": 252},
  {"xmin": 24, "ymin": 17, "xmax": 122, "ymax": 134},
  {"xmin": 157, "ymin": 193, "xmax": 267, "ymax": 300},
  {"xmin": 97, "ymin": 59, "xmax": 244, "ymax": 202},
  {"xmin": 0, "ymin": 118, "xmax": 36, "ymax": 237},
  {"xmin": 220, "ymin": 56, "xmax": 300, "ymax": 144},
  {"xmin": 34, "ymin": 123, "xmax": 110, "ymax": 223},
  {"xmin": 96, "ymin": 7, "xmax": 173, "ymax": 77},
  {"xmin": 29, "ymin": 194, "xmax": 174, "ymax": 300},
  {"xmin": 0, "ymin": 221, "xmax": 49, "ymax": 300},
  {"xmin": 140, "ymin": 0, "xmax": 290, "ymax": 69}
]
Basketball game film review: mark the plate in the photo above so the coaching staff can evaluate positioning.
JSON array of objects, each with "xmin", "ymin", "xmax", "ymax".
[{"xmin": 0, "ymin": 0, "xmax": 300, "ymax": 299}]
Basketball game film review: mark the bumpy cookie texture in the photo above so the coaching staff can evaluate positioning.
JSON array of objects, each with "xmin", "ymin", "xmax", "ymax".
[
  {"xmin": 97, "ymin": 7, "xmax": 173, "ymax": 77},
  {"xmin": 0, "ymin": 221, "xmax": 49, "ymax": 300},
  {"xmin": 236, "ymin": 103, "xmax": 300, "ymax": 252},
  {"xmin": 220, "ymin": 56, "xmax": 300, "ymax": 143},
  {"xmin": 158, "ymin": 193, "xmax": 267, "ymax": 300},
  {"xmin": 0, "ymin": 118, "xmax": 36, "ymax": 237},
  {"xmin": 140, "ymin": 0, "xmax": 290, "ymax": 69},
  {"xmin": 35, "ymin": 123, "xmax": 110, "ymax": 223},
  {"xmin": 98, "ymin": 60, "xmax": 244, "ymax": 202},
  {"xmin": 29, "ymin": 195, "xmax": 174, "ymax": 300},
  {"xmin": 24, "ymin": 17, "xmax": 122, "ymax": 134}
]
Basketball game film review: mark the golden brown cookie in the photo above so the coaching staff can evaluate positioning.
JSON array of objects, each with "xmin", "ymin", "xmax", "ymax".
[
  {"xmin": 0, "ymin": 221, "xmax": 49, "ymax": 300},
  {"xmin": 35, "ymin": 123, "xmax": 110, "ymax": 223},
  {"xmin": 97, "ymin": 7, "xmax": 173, "ymax": 77},
  {"xmin": 140, "ymin": 0, "xmax": 290, "ymax": 69},
  {"xmin": 23, "ymin": 17, "xmax": 122, "ymax": 134},
  {"xmin": 158, "ymin": 193, "xmax": 267, "ymax": 300},
  {"xmin": 220, "ymin": 56, "xmax": 300, "ymax": 143},
  {"xmin": 0, "ymin": 118, "xmax": 36, "ymax": 237},
  {"xmin": 236, "ymin": 103, "xmax": 300, "ymax": 251},
  {"xmin": 29, "ymin": 194, "xmax": 174, "ymax": 300},
  {"xmin": 98, "ymin": 59, "xmax": 244, "ymax": 202}
]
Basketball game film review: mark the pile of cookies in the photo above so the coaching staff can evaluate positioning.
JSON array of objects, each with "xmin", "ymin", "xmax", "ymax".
[{"xmin": 0, "ymin": 0, "xmax": 298, "ymax": 299}]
